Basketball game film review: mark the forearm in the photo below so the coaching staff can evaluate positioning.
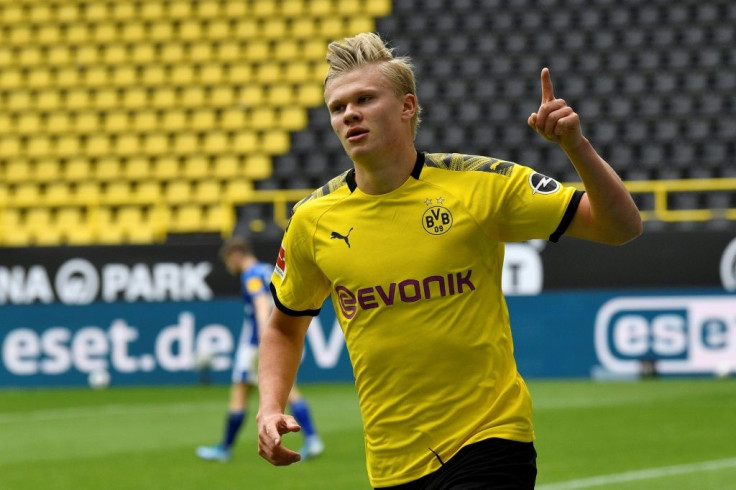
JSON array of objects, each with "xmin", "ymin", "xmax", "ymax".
[
  {"xmin": 258, "ymin": 315, "xmax": 306, "ymax": 415},
  {"xmin": 563, "ymin": 137, "xmax": 643, "ymax": 244}
]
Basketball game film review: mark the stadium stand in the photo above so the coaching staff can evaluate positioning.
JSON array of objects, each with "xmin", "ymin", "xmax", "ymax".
[{"xmin": 0, "ymin": 0, "xmax": 733, "ymax": 246}]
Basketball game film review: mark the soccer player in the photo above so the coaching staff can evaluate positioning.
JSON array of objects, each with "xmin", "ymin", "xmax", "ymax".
[
  {"xmin": 196, "ymin": 237, "xmax": 323, "ymax": 462},
  {"xmin": 257, "ymin": 33, "xmax": 642, "ymax": 488}
]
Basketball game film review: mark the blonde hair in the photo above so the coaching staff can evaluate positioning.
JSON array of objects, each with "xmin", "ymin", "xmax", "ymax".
[{"xmin": 324, "ymin": 32, "xmax": 422, "ymax": 139}]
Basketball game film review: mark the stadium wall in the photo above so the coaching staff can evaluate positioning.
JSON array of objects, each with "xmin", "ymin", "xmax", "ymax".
[{"xmin": 1, "ymin": 232, "xmax": 735, "ymax": 387}]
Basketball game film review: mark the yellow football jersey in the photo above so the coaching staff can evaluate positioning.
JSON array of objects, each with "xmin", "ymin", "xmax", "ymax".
[{"xmin": 271, "ymin": 152, "xmax": 582, "ymax": 487}]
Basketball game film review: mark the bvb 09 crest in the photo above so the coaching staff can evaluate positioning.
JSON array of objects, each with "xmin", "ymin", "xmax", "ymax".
[{"xmin": 422, "ymin": 202, "xmax": 453, "ymax": 235}]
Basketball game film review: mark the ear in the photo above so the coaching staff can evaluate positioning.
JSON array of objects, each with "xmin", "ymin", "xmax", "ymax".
[{"xmin": 401, "ymin": 93, "xmax": 418, "ymax": 120}]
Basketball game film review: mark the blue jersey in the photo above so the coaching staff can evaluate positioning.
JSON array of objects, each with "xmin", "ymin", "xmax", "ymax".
[{"xmin": 239, "ymin": 261, "xmax": 274, "ymax": 346}]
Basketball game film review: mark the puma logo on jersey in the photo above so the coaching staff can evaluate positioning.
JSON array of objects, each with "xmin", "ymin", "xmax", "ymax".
[{"xmin": 330, "ymin": 228, "xmax": 353, "ymax": 248}]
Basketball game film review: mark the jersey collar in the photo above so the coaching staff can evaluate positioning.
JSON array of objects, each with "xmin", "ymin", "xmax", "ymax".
[{"xmin": 346, "ymin": 151, "xmax": 425, "ymax": 193}]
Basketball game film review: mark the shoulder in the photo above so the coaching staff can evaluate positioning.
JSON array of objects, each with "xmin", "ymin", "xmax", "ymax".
[
  {"xmin": 424, "ymin": 152, "xmax": 515, "ymax": 177},
  {"xmin": 292, "ymin": 169, "xmax": 354, "ymax": 216}
]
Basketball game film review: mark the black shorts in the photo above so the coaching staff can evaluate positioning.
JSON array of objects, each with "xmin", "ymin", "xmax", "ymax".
[{"xmin": 377, "ymin": 438, "xmax": 537, "ymax": 490}]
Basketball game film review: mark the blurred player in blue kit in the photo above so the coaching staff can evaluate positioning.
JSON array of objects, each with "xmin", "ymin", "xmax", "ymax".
[{"xmin": 196, "ymin": 237, "xmax": 324, "ymax": 462}]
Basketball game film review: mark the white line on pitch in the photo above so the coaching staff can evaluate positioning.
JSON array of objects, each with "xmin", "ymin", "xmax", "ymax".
[{"xmin": 537, "ymin": 457, "xmax": 736, "ymax": 489}]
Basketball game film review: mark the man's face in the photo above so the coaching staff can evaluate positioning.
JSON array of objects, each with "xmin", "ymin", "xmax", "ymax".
[
  {"xmin": 224, "ymin": 251, "xmax": 242, "ymax": 276},
  {"xmin": 325, "ymin": 64, "xmax": 414, "ymax": 161}
]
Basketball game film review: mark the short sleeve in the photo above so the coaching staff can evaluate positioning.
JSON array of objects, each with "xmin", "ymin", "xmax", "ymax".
[
  {"xmin": 494, "ymin": 165, "xmax": 583, "ymax": 243},
  {"xmin": 270, "ymin": 212, "xmax": 331, "ymax": 316}
]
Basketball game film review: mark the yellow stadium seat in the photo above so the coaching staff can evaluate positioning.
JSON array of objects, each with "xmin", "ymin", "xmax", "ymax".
[
  {"xmin": 291, "ymin": 18, "xmax": 317, "ymax": 39},
  {"xmin": 198, "ymin": 0, "xmax": 222, "ymax": 19},
  {"xmin": 232, "ymin": 131, "xmax": 258, "ymax": 153},
  {"xmin": 151, "ymin": 87, "xmax": 177, "ymax": 109},
  {"xmin": 281, "ymin": 0, "xmax": 306, "ymax": 17},
  {"xmin": 76, "ymin": 181, "xmax": 102, "ymax": 202},
  {"xmin": 217, "ymin": 42, "xmax": 240, "ymax": 62},
  {"xmin": 251, "ymin": 107, "xmax": 276, "ymax": 130},
  {"xmin": 308, "ymin": 0, "xmax": 333, "ymax": 16},
  {"xmin": 0, "ymin": 114, "xmax": 10, "ymax": 133},
  {"xmin": 203, "ymin": 131, "xmax": 228, "ymax": 153},
  {"xmin": 26, "ymin": 135, "xmax": 52, "ymax": 157},
  {"xmin": 166, "ymin": 180, "xmax": 191, "ymax": 204},
  {"xmin": 55, "ymin": 66, "xmax": 80, "ymax": 88},
  {"xmin": 170, "ymin": 204, "xmax": 204, "ymax": 233},
  {"xmin": 161, "ymin": 43, "xmax": 185, "ymax": 63},
  {"xmin": 213, "ymin": 155, "xmax": 240, "ymax": 178},
  {"xmin": 319, "ymin": 17, "xmax": 344, "ymax": 39},
  {"xmin": 85, "ymin": 2, "xmax": 109, "ymax": 21},
  {"xmin": 9, "ymin": 25, "xmax": 32, "ymax": 45},
  {"xmin": 131, "ymin": 110, "xmax": 158, "ymax": 132},
  {"xmin": 56, "ymin": 135, "xmax": 82, "ymax": 157},
  {"xmin": 336, "ymin": 0, "xmax": 362, "ymax": 15},
  {"xmin": 161, "ymin": 109, "xmax": 186, "ymax": 131},
  {"xmin": 29, "ymin": 4, "xmax": 53, "ymax": 23},
  {"xmin": 296, "ymin": 83, "xmax": 324, "ymax": 106},
  {"xmin": 224, "ymin": 179, "xmax": 253, "ymax": 202},
  {"xmin": 221, "ymin": 108, "xmax": 246, "ymax": 130},
  {"xmin": 245, "ymin": 41, "xmax": 270, "ymax": 62},
  {"xmin": 180, "ymin": 86, "xmax": 206, "ymax": 107},
  {"xmin": 5, "ymin": 159, "xmax": 30, "ymax": 183},
  {"xmin": 34, "ymin": 159, "xmax": 61, "ymax": 183},
  {"xmin": 16, "ymin": 113, "xmax": 41, "ymax": 135},
  {"xmin": 143, "ymin": 133, "xmax": 169, "ymax": 156},
  {"xmin": 14, "ymin": 183, "xmax": 41, "ymax": 205},
  {"xmin": 239, "ymin": 86, "xmax": 263, "ymax": 106},
  {"xmin": 131, "ymin": 44, "xmax": 155, "ymax": 64},
  {"xmin": 284, "ymin": 62, "xmax": 311, "ymax": 82},
  {"xmin": 152, "ymin": 156, "xmax": 180, "ymax": 180},
  {"xmin": 268, "ymin": 84, "xmax": 295, "ymax": 106},
  {"xmin": 280, "ymin": 107, "xmax": 307, "ymax": 131},
  {"xmin": 106, "ymin": 181, "xmax": 132, "ymax": 203},
  {"xmin": 191, "ymin": 108, "xmax": 216, "ymax": 131},
  {"xmin": 228, "ymin": 64, "xmax": 252, "ymax": 84},
  {"xmin": 45, "ymin": 182, "xmax": 72, "ymax": 205},
  {"xmin": 150, "ymin": 21, "xmax": 174, "ymax": 42},
  {"xmin": 136, "ymin": 180, "xmax": 161, "ymax": 202},
  {"xmin": 95, "ymin": 88, "xmax": 118, "ymax": 110},
  {"xmin": 183, "ymin": 155, "xmax": 210, "ymax": 179},
  {"xmin": 206, "ymin": 20, "xmax": 230, "ymax": 41},
  {"xmin": 168, "ymin": 0, "xmax": 192, "ymax": 19},
  {"xmin": 28, "ymin": 67, "xmax": 51, "ymax": 88},
  {"xmin": 190, "ymin": 42, "xmax": 213, "ymax": 62},
  {"xmin": 179, "ymin": 20, "xmax": 203, "ymax": 41},
  {"xmin": 104, "ymin": 111, "xmax": 130, "ymax": 132},
  {"xmin": 0, "ymin": 136, "xmax": 21, "ymax": 157},
  {"xmin": 261, "ymin": 19, "xmax": 287, "ymax": 40},
  {"xmin": 255, "ymin": 62, "xmax": 282, "ymax": 84},
  {"xmin": 94, "ymin": 22, "xmax": 119, "ymax": 44},
  {"xmin": 210, "ymin": 86, "xmax": 235, "ymax": 106},
  {"xmin": 7, "ymin": 90, "xmax": 32, "ymax": 111},
  {"xmin": 260, "ymin": 130, "xmax": 289, "ymax": 155},
  {"xmin": 252, "ymin": 1, "xmax": 277, "ymax": 17},
  {"xmin": 244, "ymin": 154, "xmax": 272, "ymax": 180},
  {"xmin": 172, "ymin": 132, "xmax": 198, "ymax": 154},
  {"xmin": 66, "ymin": 88, "xmax": 91, "ymax": 110},
  {"xmin": 0, "ymin": 183, "xmax": 7, "ymax": 204},
  {"xmin": 126, "ymin": 157, "xmax": 151, "ymax": 179},
  {"xmin": 141, "ymin": 2, "xmax": 165, "ymax": 20},
  {"xmin": 302, "ymin": 39, "xmax": 327, "ymax": 61},
  {"xmin": 57, "ymin": 207, "xmax": 84, "ymax": 239},
  {"xmin": 195, "ymin": 179, "xmax": 221, "ymax": 203},
  {"xmin": 233, "ymin": 19, "xmax": 258, "ymax": 40},
  {"xmin": 65, "ymin": 157, "xmax": 91, "ymax": 181},
  {"xmin": 348, "ymin": 16, "xmax": 375, "ymax": 34},
  {"xmin": 75, "ymin": 111, "xmax": 100, "ymax": 133},
  {"xmin": 365, "ymin": 0, "xmax": 392, "ymax": 15},
  {"xmin": 202, "ymin": 203, "xmax": 230, "ymax": 233},
  {"xmin": 0, "ymin": 68, "xmax": 22, "ymax": 89},
  {"xmin": 103, "ymin": 44, "xmax": 128, "ymax": 65},
  {"xmin": 121, "ymin": 87, "xmax": 148, "ymax": 109},
  {"xmin": 47, "ymin": 44, "xmax": 71, "ymax": 65},
  {"xmin": 2, "ymin": 209, "xmax": 30, "ymax": 246},
  {"xmin": 116, "ymin": 133, "xmax": 141, "ymax": 157},
  {"xmin": 143, "ymin": 65, "xmax": 166, "ymax": 86},
  {"xmin": 95, "ymin": 157, "xmax": 121, "ymax": 180}
]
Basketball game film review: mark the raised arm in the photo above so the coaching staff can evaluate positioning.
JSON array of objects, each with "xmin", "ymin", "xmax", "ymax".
[
  {"xmin": 256, "ymin": 308, "xmax": 312, "ymax": 465},
  {"xmin": 528, "ymin": 68, "xmax": 643, "ymax": 245}
]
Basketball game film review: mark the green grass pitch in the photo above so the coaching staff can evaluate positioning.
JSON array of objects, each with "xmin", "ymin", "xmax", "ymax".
[{"xmin": 1, "ymin": 379, "xmax": 735, "ymax": 489}]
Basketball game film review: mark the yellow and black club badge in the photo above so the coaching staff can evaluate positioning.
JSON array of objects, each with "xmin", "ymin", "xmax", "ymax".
[{"xmin": 422, "ymin": 197, "xmax": 453, "ymax": 235}]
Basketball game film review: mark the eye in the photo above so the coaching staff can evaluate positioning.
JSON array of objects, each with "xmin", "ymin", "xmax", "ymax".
[
  {"xmin": 330, "ymin": 104, "xmax": 344, "ymax": 114},
  {"xmin": 358, "ymin": 95, "xmax": 372, "ymax": 103}
]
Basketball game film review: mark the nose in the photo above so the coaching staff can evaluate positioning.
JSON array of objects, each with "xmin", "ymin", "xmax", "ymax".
[{"xmin": 343, "ymin": 103, "xmax": 361, "ymax": 122}]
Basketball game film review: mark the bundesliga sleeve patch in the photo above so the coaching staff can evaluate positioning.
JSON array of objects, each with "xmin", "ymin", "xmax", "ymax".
[
  {"xmin": 246, "ymin": 277, "xmax": 264, "ymax": 294},
  {"xmin": 528, "ymin": 172, "xmax": 561, "ymax": 195},
  {"xmin": 274, "ymin": 243, "xmax": 287, "ymax": 279}
]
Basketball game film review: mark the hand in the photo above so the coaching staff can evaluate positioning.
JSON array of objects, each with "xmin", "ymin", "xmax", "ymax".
[
  {"xmin": 528, "ymin": 68, "xmax": 583, "ymax": 151},
  {"xmin": 257, "ymin": 411, "xmax": 302, "ymax": 465}
]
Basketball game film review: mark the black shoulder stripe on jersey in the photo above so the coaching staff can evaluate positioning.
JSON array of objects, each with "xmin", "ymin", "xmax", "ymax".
[
  {"xmin": 424, "ymin": 152, "xmax": 515, "ymax": 176},
  {"xmin": 270, "ymin": 283, "xmax": 321, "ymax": 317},
  {"xmin": 549, "ymin": 190, "xmax": 585, "ymax": 243},
  {"xmin": 292, "ymin": 168, "xmax": 354, "ymax": 215}
]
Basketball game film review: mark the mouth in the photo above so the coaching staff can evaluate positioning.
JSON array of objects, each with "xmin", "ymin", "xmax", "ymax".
[{"xmin": 346, "ymin": 128, "xmax": 368, "ymax": 142}]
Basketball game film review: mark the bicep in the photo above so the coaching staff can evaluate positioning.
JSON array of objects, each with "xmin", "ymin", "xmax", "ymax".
[{"xmin": 563, "ymin": 193, "xmax": 599, "ymax": 242}]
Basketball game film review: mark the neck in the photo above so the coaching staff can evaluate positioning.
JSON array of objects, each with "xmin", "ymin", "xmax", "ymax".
[{"xmin": 353, "ymin": 146, "xmax": 418, "ymax": 195}]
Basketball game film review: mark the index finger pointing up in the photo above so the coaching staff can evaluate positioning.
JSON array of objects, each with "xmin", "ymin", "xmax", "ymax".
[{"xmin": 541, "ymin": 67, "xmax": 555, "ymax": 103}]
